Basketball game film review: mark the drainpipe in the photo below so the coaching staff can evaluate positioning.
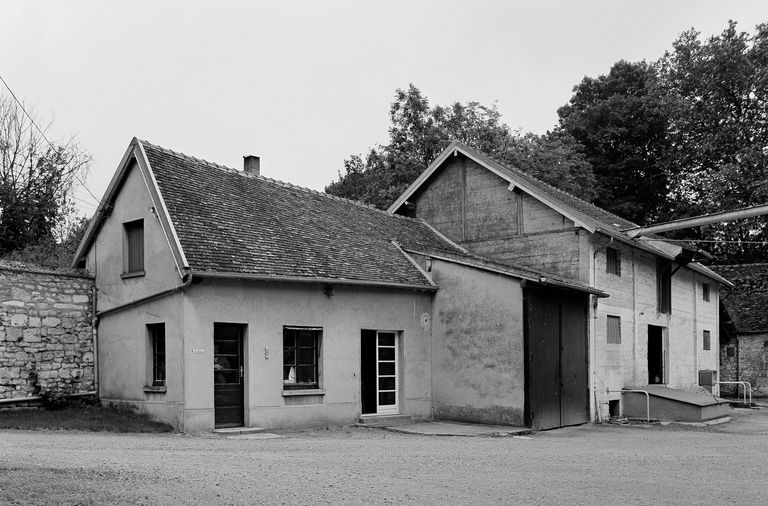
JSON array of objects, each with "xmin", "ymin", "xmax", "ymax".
[
  {"xmin": 590, "ymin": 237, "xmax": 613, "ymax": 422},
  {"xmin": 95, "ymin": 273, "xmax": 193, "ymax": 320},
  {"xmin": 91, "ymin": 285, "xmax": 99, "ymax": 396},
  {"xmin": 626, "ymin": 204, "xmax": 768, "ymax": 238}
]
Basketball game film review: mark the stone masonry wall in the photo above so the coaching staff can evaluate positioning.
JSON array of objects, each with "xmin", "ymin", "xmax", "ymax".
[{"xmin": 0, "ymin": 261, "xmax": 95, "ymax": 400}]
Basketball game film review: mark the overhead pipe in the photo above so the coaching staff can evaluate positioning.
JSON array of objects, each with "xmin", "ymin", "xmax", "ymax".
[{"xmin": 626, "ymin": 204, "xmax": 768, "ymax": 238}]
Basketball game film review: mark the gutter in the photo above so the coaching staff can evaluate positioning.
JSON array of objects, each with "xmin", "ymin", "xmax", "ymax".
[
  {"xmin": 189, "ymin": 270, "xmax": 438, "ymax": 292},
  {"xmin": 96, "ymin": 273, "xmax": 194, "ymax": 321}
]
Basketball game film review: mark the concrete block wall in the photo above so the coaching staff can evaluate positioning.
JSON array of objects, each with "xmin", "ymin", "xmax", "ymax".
[{"xmin": 0, "ymin": 262, "xmax": 95, "ymax": 399}]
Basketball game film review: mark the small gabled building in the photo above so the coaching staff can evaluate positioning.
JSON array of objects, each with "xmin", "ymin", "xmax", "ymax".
[
  {"xmin": 389, "ymin": 141, "xmax": 730, "ymax": 420},
  {"xmin": 73, "ymin": 138, "xmax": 599, "ymax": 432},
  {"xmin": 715, "ymin": 263, "xmax": 768, "ymax": 397}
]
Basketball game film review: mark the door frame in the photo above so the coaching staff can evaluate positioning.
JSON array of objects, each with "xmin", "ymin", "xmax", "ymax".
[
  {"xmin": 360, "ymin": 329, "xmax": 400, "ymax": 416},
  {"xmin": 213, "ymin": 322, "xmax": 246, "ymax": 429}
]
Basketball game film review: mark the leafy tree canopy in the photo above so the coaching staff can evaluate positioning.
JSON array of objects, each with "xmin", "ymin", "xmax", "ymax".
[{"xmin": 326, "ymin": 84, "xmax": 595, "ymax": 209}]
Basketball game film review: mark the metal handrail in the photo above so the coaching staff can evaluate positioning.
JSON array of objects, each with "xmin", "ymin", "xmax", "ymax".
[
  {"xmin": 714, "ymin": 381, "xmax": 752, "ymax": 406},
  {"xmin": 608, "ymin": 389, "xmax": 651, "ymax": 422}
]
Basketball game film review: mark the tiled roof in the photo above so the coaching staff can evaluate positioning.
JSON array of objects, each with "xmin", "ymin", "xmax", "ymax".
[
  {"xmin": 713, "ymin": 264, "xmax": 768, "ymax": 333},
  {"xmin": 141, "ymin": 141, "xmax": 468, "ymax": 288}
]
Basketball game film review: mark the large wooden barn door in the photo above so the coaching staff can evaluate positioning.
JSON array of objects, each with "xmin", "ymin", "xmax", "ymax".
[{"xmin": 525, "ymin": 286, "xmax": 589, "ymax": 430}]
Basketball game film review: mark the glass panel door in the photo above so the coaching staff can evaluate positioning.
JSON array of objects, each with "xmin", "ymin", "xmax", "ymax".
[{"xmin": 376, "ymin": 331, "xmax": 398, "ymax": 415}]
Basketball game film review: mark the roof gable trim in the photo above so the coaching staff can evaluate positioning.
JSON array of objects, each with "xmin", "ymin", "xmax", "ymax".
[
  {"xmin": 387, "ymin": 142, "xmax": 596, "ymax": 233},
  {"xmin": 71, "ymin": 138, "xmax": 189, "ymax": 276}
]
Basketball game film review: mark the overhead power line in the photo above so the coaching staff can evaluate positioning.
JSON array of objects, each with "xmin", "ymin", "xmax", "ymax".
[{"xmin": 0, "ymin": 72, "xmax": 102, "ymax": 206}]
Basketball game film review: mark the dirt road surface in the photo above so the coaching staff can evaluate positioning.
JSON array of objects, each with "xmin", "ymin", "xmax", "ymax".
[{"xmin": 2, "ymin": 408, "xmax": 767, "ymax": 505}]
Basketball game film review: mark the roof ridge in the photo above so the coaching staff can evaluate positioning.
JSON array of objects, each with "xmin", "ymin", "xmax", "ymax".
[
  {"xmin": 139, "ymin": 138, "xmax": 430, "ymax": 226},
  {"xmin": 139, "ymin": 139, "xmax": 240, "ymax": 174},
  {"xmin": 455, "ymin": 141, "xmax": 638, "ymax": 227}
]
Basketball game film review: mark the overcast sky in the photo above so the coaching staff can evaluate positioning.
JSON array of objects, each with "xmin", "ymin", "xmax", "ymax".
[{"xmin": 2, "ymin": 1, "xmax": 768, "ymax": 216}]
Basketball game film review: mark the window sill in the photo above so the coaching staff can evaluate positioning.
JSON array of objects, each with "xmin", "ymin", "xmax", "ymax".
[
  {"xmin": 282, "ymin": 388, "xmax": 325, "ymax": 397},
  {"xmin": 121, "ymin": 271, "xmax": 145, "ymax": 279},
  {"xmin": 143, "ymin": 385, "xmax": 167, "ymax": 394}
]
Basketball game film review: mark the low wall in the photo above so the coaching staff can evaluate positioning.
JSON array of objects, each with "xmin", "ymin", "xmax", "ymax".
[{"xmin": 0, "ymin": 261, "xmax": 95, "ymax": 400}]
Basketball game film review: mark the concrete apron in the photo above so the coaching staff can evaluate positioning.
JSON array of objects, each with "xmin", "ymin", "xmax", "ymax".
[{"xmin": 363, "ymin": 420, "xmax": 532, "ymax": 437}]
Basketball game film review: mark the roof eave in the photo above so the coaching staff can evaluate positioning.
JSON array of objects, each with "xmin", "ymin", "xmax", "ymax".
[{"xmin": 189, "ymin": 270, "xmax": 439, "ymax": 292}]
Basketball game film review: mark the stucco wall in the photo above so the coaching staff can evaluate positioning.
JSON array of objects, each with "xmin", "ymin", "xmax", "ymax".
[
  {"xmin": 0, "ymin": 263, "xmax": 94, "ymax": 400},
  {"xmin": 429, "ymin": 259, "xmax": 525, "ymax": 425},
  {"xmin": 85, "ymin": 159, "xmax": 182, "ymax": 312},
  {"xmin": 97, "ymin": 279, "xmax": 434, "ymax": 432},
  {"xmin": 97, "ymin": 294, "xmax": 184, "ymax": 427}
]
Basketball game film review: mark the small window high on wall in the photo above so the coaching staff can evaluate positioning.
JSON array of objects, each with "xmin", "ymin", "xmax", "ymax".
[
  {"xmin": 606, "ymin": 247, "xmax": 621, "ymax": 276},
  {"xmin": 123, "ymin": 219, "xmax": 144, "ymax": 276},
  {"xmin": 703, "ymin": 330, "xmax": 711, "ymax": 351},
  {"xmin": 657, "ymin": 258, "xmax": 672, "ymax": 313},
  {"xmin": 607, "ymin": 315, "xmax": 621, "ymax": 344}
]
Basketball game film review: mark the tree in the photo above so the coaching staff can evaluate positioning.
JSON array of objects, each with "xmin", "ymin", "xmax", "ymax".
[
  {"xmin": 657, "ymin": 21, "xmax": 768, "ymax": 263},
  {"xmin": 557, "ymin": 60, "xmax": 671, "ymax": 225},
  {"xmin": 0, "ymin": 93, "xmax": 90, "ymax": 259},
  {"xmin": 327, "ymin": 85, "xmax": 596, "ymax": 208}
]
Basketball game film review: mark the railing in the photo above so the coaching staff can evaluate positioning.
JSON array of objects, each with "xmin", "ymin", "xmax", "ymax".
[
  {"xmin": 714, "ymin": 381, "xmax": 752, "ymax": 406},
  {"xmin": 608, "ymin": 388, "xmax": 651, "ymax": 422}
]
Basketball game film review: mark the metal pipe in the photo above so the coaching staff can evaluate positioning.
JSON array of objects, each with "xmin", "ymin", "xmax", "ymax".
[
  {"xmin": 97, "ymin": 273, "xmax": 193, "ymax": 319},
  {"xmin": 626, "ymin": 204, "xmax": 768, "ymax": 238},
  {"xmin": 715, "ymin": 381, "xmax": 752, "ymax": 406},
  {"xmin": 608, "ymin": 389, "xmax": 651, "ymax": 422}
]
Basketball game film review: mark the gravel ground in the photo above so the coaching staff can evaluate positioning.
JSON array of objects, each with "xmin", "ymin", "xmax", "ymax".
[{"xmin": 2, "ymin": 408, "xmax": 768, "ymax": 505}]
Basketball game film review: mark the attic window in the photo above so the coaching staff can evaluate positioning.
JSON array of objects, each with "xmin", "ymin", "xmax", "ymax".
[
  {"xmin": 123, "ymin": 219, "xmax": 144, "ymax": 277},
  {"xmin": 606, "ymin": 247, "xmax": 621, "ymax": 276},
  {"xmin": 702, "ymin": 283, "xmax": 710, "ymax": 302}
]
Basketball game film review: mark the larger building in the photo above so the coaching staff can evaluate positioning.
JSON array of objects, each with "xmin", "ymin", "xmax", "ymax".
[{"xmin": 73, "ymin": 138, "xmax": 728, "ymax": 431}]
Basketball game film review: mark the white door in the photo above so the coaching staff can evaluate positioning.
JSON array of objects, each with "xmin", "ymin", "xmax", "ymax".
[{"xmin": 376, "ymin": 331, "xmax": 398, "ymax": 415}]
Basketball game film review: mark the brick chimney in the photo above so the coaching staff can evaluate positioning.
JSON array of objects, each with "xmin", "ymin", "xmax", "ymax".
[{"xmin": 243, "ymin": 155, "xmax": 260, "ymax": 176}]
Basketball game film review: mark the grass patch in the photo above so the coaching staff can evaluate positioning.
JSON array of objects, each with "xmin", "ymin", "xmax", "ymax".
[{"xmin": 0, "ymin": 404, "xmax": 173, "ymax": 433}]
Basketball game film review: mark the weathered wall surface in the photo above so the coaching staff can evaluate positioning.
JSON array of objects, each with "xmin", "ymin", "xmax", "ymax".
[
  {"xmin": 98, "ymin": 279, "xmax": 434, "ymax": 432},
  {"xmin": 591, "ymin": 240, "xmax": 721, "ymax": 419},
  {"xmin": 466, "ymin": 229, "xmax": 583, "ymax": 280},
  {"xmin": 720, "ymin": 333, "xmax": 768, "ymax": 396},
  {"xmin": 0, "ymin": 262, "xmax": 94, "ymax": 400},
  {"xmin": 429, "ymin": 259, "xmax": 525, "ymax": 425},
  {"xmin": 85, "ymin": 159, "xmax": 182, "ymax": 312}
]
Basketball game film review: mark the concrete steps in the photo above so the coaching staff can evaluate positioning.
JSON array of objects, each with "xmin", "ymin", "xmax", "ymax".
[
  {"xmin": 357, "ymin": 414, "xmax": 414, "ymax": 426},
  {"xmin": 211, "ymin": 426, "xmax": 267, "ymax": 436},
  {"xmin": 622, "ymin": 386, "xmax": 731, "ymax": 422}
]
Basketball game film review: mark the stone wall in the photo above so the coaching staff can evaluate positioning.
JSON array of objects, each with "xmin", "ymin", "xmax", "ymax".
[{"xmin": 0, "ymin": 261, "xmax": 95, "ymax": 400}]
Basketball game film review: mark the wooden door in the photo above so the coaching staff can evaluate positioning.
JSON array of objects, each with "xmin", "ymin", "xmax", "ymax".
[
  {"xmin": 525, "ymin": 286, "xmax": 589, "ymax": 430},
  {"xmin": 214, "ymin": 323, "xmax": 244, "ymax": 428},
  {"xmin": 526, "ymin": 290, "xmax": 561, "ymax": 430},
  {"xmin": 559, "ymin": 297, "xmax": 589, "ymax": 427}
]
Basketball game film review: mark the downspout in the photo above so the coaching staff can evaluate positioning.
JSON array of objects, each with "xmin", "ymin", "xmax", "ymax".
[
  {"xmin": 590, "ymin": 237, "xmax": 613, "ymax": 422},
  {"xmin": 91, "ymin": 285, "xmax": 99, "ymax": 396}
]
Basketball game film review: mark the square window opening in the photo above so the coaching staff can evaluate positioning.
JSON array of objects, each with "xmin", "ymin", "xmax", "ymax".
[
  {"xmin": 608, "ymin": 399, "xmax": 621, "ymax": 418},
  {"xmin": 283, "ymin": 326, "xmax": 321, "ymax": 390},
  {"xmin": 726, "ymin": 346, "xmax": 735, "ymax": 358}
]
